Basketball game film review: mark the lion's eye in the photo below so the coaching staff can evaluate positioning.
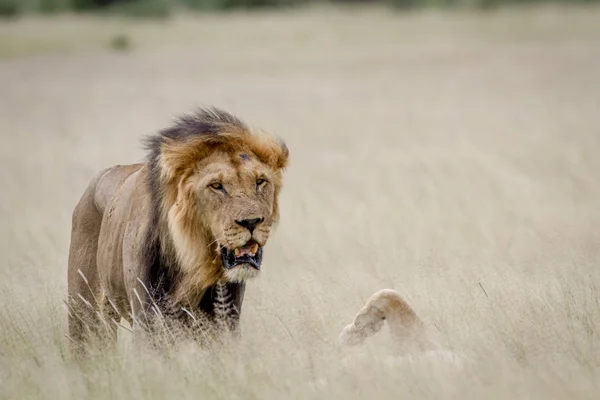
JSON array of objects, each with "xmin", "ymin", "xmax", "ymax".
[
  {"xmin": 256, "ymin": 178, "xmax": 266, "ymax": 187},
  {"xmin": 209, "ymin": 182, "xmax": 223, "ymax": 191}
]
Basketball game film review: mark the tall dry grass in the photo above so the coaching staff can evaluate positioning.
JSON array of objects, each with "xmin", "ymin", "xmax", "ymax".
[{"xmin": 1, "ymin": 4, "xmax": 600, "ymax": 399}]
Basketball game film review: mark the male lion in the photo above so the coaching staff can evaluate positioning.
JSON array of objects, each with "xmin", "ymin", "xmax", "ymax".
[{"xmin": 66, "ymin": 107, "xmax": 289, "ymax": 352}]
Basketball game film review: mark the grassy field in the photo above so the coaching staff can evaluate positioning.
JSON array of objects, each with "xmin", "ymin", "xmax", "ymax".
[{"xmin": 1, "ymin": 4, "xmax": 600, "ymax": 399}]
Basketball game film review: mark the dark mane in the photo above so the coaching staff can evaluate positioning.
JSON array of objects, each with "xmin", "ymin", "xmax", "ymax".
[
  {"xmin": 143, "ymin": 106, "xmax": 248, "ymax": 186},
  {"xmin": 139, "ymin": 107, "xmax": 249, "ymax": 316}
]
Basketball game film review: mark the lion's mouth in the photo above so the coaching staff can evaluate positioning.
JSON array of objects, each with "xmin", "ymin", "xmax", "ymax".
[{"xmin": 220, "ymin": 240, "xmax": 263, "ymax": 270}]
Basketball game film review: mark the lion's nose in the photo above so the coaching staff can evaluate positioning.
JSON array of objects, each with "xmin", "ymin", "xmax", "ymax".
[{"xmin": 235, "ymin": 217, "xmax": 264, "ymax": 233}]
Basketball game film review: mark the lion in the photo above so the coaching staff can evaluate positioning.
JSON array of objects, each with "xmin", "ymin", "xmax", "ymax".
[
  {"xmin": 66, "ymin": 107, "xmax": 289, "ymax": 353},
  {"xmin": 339, "ymin": 289, "xmax": 439, "ymax": 352},
  {"xmin": 307, "ymin": 289, "xmax": 465, "ymax": 390},
  {"xmin": 338, "ymin": 289, "xmax": 465, "ymax": 369}
]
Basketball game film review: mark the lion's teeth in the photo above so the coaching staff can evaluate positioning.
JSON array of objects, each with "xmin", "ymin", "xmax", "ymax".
[
  {"xmin": 251, "ymin": 243, "xmax": 259, "ymax": 254},
  {"xmin": 234, "ymin": 248, "xmax": 240, "ymax": 257}
]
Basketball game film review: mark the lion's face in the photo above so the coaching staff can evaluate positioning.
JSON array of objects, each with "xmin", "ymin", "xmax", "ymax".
[
  {"xmin": 178, "ymin": 150, "xmax": 283, "ymax": 282},
  {"xmin": 157, "ymin": 118, "xmax": 288, "ymax": 292}
]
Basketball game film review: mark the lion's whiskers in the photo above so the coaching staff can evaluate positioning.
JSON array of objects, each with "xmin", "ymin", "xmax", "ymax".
[{"xmin": 206, "ymin": 236, "xmax": 222, "ymax": 249}]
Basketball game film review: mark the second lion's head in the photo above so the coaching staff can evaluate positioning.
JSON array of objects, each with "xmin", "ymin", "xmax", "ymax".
[{"xmin": 145, "ymin": 108, "xmax": 289, "ymax": 296}]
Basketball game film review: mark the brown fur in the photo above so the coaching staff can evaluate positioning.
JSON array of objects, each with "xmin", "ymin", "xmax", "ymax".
[{"xmin": 66, "ymin": 107, "xmax": 288, "ymax": 353}]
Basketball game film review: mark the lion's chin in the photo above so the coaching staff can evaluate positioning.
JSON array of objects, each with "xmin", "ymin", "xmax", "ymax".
[{"xmin": 223, "ymin": 264, "xmax": 261, "ymax": 283}]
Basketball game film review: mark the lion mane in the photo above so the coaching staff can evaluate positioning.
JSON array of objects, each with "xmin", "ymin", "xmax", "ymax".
[{"xmin": 66, "ymin": 107, "xmax": 289, "ymax": 351}]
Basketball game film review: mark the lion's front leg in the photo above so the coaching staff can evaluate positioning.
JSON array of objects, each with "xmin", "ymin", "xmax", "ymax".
[{"xmin": 98, "ymin": 294, "xmax": 123, "ymax": 345}]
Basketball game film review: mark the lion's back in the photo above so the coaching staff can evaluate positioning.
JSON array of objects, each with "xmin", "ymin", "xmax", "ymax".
[{"xmin": 93, "ymin": 163, "xmax": 144, "ymax": 214}]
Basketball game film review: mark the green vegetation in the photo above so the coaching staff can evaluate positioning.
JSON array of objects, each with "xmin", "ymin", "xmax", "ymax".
[
  {"xmin": 182, "ymin": 0, "xmax": 303, "ymax": 10},
  {"xmin": 0, "ymin": 0, "xmax": 19, "ymax": 17},
  {"xmin": 0, "ymin": 0, "xmax": 596, "ymax": 17},
  {"xmin": 0, "ymin": 0, "xmax": 174, "ymax": 18},
  {"xmin": 109, "ymin": 33, "xmax": 132, "ymax": 50},
  {"xmin": 103, "ymin": 0, "xmax": 172, "ymax": 18}
]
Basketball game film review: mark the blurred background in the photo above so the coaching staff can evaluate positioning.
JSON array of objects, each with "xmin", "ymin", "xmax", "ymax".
[
  {"xmin": 1, "ymin": 0, "xmax": 600, "ymax": 398},
  {"xmin": 0, "ymin": 0, "xmax": 595, "ymax": 18}
]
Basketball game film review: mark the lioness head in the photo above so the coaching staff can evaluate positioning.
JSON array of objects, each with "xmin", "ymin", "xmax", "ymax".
[
  {"xmin": 146, "ymin": 108, "xmax": 288, "ymax": 293},
  {"xmin": 339, "ymin": 306, "xmax": 386, "ymax": 346}
]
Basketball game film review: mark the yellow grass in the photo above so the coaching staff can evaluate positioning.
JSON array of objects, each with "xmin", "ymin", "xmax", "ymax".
[{"xmin": 1, "ymin": 4, "xmax": 600, "ymax": 399}]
